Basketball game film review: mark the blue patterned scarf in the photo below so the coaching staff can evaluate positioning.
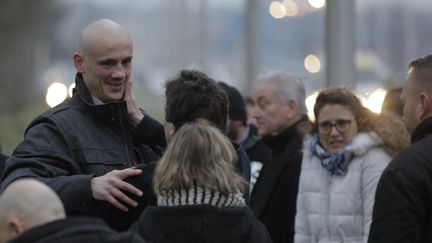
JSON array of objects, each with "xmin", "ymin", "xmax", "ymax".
[{"xmin": 310, "ymin": 134, "xmax": 354, "ymax": 176}]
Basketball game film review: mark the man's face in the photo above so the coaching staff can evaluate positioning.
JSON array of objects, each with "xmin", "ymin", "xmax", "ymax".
[
  {"xmin": 226, "ymin": 118, "xmax": 243, "ymax": 141},
  {"xmin": 77, "ymin": 33, "xmax": 133, "ymax": 103},
  {"xmin": 254, "ymin": 83, "xmax": 292, "ymax": 136},
  {"xmin": 401, "ymin": 74, "xmax": 420, "ymax": 134}
]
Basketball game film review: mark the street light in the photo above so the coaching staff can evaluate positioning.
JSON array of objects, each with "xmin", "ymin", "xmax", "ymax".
[
  {"xmin": 269, "ymin": 1, "xmax": 286, "ymax": 19},
  {"xmin": 283, "ymin": 0, "xmax": 298, "ymax": 17},
  {"xmin": 304, "ymin": 54, "xmax": 321, "ymax": 73},
  {"xmin": 308, "ymin": 0, "xmax": 326, "ymax": 9}
]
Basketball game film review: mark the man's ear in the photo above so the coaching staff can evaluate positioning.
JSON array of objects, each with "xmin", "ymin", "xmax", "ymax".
[
  {"xmin": 164, "ymin": 122, "xmax": 176, "ymax": 142},
  {"xmin": 419, "ymin": 92, "xmax": 432, "ymax": 120},
  {"xmin": 9, "ymin": 217, "xmax": 25, "ymax": 236},
  {"xmin": 73, "ymin": 52, "xmax": 85, "ymax": 73},
  {"xmin": 287, "ymin": 100, "xmax": 298, "ymax": 119}
]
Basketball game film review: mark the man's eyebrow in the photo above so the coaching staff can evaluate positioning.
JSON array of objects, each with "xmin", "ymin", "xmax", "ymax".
[{"xmin": 97, "ymin": 58, "xmax": 116, "ymax": 65}]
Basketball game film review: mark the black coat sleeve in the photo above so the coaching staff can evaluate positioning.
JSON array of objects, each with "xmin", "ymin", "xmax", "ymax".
[
  {"xmin": 368, "ymin": 157, "xmax": 427, "ymax": 243},
  {"xmin": 0, "ymin": 118, "xmax": 94, "ymax": 213},
  {"xmin": 133, "ymin": 113, "xmax": 166, "ymax": 156}
]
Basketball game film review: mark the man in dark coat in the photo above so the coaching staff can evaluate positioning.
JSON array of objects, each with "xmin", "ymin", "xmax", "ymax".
[
  {"xmin": 218, "ymin": 82, "xmax": 271, "ymax": 191},
  {"xmin": 0, "ymin": 179, "xmax": 145, "ymax": 243},
  {"xmin": 368, "ymin": 54, "xmax": 432, "ymax": 243},
  {"xmin": 250, "ymin": 71, "xmax": 309, "ymax": 243},
  {"xmin": 0, "ymin": 19, "xmax": 165, "ymax": 216}
]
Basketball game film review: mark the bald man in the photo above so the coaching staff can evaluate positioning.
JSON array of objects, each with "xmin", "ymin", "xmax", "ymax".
[
  {"xmin": 0, "ymin": 19, "xmax": 165, "ymax": 227},
  {"xmin": 0, "ymin": 179, "xmax": 145, "ymax": 243}
]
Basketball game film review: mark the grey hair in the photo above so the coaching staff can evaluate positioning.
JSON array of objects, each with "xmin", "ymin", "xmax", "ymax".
[{"xmin": 256, "ymin": 71, "xmax": 307, "ymax": 115}]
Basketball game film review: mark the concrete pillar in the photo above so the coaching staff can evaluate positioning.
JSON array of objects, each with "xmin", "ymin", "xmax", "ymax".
[
  {"xmin": 244, "ymin": 0, "xmax": 259, "ymax": 93},
  {"xmin": 326, "ymin": 0, "xmax": 355, "ymax": 87}
]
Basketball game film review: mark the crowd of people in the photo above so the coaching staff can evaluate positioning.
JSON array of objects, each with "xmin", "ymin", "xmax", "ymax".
[{"xmin": 0, "ymin": 18, "xmax": 431, "ymax": 243}]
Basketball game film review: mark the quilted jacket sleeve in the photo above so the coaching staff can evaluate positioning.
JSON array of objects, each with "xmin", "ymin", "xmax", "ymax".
[{"xmin": 1, "ymin": 117, "xmax": 94, "ymax": 213}]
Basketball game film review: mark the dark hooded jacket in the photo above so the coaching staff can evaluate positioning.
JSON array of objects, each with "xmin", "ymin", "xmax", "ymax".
[
  {"xmin": 89, "ymin": 141, "xmax": 251, "ymax": 231},
  {"xmin": 0, "ymin": 73, "xmax": 165, "ymax": 214},
  {"xmin": 130, "ymin": 204, "xmax": 272, "ymax": 243},
  {"xmin": 7, "ymin": 217, "xmax": 145, "ymax": 243},
  {"xmin": 368, "ymin": 117, "xmax": 432, "ymax": 243}
]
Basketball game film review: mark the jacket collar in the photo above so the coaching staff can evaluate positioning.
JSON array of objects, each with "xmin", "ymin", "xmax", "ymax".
[
  {"xmin": 241, "ymin": 125, "xmax": 260, "ymax": 150},
  {"xmin": 262, "ymin": 115, "xmax": 307, "ymax": 152},
  {"xmin": 303, "ymin": 132, "xmax": 383, "ymax": 162},
  {"xmin": 411, "ymin": 117, "xmax": 432, "ymax": 143},
  {"xmin": 8, "ymin": 217, "xmax": 108, "ymax": 243},
  {"xmin": 72, "ymin": 73, "xmax": 129, "ymax": 126}
]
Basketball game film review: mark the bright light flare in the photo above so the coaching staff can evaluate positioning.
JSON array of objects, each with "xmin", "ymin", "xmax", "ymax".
[
  {"xmin": 308, "ymin": 0, "xmax": 326, "ymax": 9},
  {"xmin": 46, "ymin": 82, "xmax": 68, "ymax": 108},
  {"xmin": 269, "ymin": 1, "xmax": 287, "ymax": 19},
  {"xmin": 304, "ymin": 54, "xmax": 321, "ymax": 73},
  {"xmin": 364, "ymin": 88, "xmax": 387, "ymax": 113},
  {"xmin": 306, "ymin": 92, "xmax": 318, "ymax": 121},
  {"xmin": 283, "ymin": 0, "xmax": 298, "ymax": 17}
]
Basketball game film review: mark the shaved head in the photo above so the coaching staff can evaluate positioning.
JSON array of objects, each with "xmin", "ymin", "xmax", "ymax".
[
  {"xmin": 73, "ymin": 18, "xmax": 133, "ymax": 103},
  {"xmin": 79, "ymin": 19, "xmax": 132, "ymax": 58},
  {"xmin": 0, "ymin": 179, "xmax": 65, "ymax": 242}
]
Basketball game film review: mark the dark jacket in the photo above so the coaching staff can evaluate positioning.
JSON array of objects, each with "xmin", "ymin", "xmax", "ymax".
[
  {"xmin": 242, "ymin": 125, "xmax": 271, "ymax": 165},
  {"xmin": 241, "ymin": 125, "xmax": 271, "ymax": 190},
  {"xmin": 85, "ymin": 162, "xmax": 157, "ymax": 232},
  {"xmin": 130, "ymin": 204, "xmax": 272, "ymax": 243},
  {"xmin": 0, "ymin": 73, "xmax": 165, "ymax": 215},
  {"xmin": 233, "ymin": 141, "xmax": 252, "ymax": 201},
  {"xmin": 250, "ymin": 117, "xmax": 306, "ymax": 243},
  {"xmin": 7, "ymin": 217, "xmax": 145, "ymax": 243},
  {"xmin": 88, "ymin": 141, "xmax": 250, "ymax": 232},
  {"xmin": 368, "ymin": 117, "xmax": 432, "ymax": 243},
  {"xmin": 0, "ymin": 152, "xmax": 7, "ymax": 179}
]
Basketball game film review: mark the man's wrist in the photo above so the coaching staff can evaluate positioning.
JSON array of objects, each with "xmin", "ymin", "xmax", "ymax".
[{"xmin": 130, "ymin": 112, "xmax": 144, "ymax": 126}]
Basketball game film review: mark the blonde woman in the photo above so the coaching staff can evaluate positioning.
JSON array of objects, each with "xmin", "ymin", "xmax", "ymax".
[{"xmin": 130, "ymin": 123, "xmax": 271, "ymax": 243}]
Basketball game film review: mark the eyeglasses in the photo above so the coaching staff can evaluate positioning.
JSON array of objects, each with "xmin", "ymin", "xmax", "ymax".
[{"xmin": 318, "ymin": 119, "xmax": 352, "ymax": 134}]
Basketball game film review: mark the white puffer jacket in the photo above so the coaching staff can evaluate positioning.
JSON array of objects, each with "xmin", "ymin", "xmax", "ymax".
[{"xmin": 294, "ymin": 133, "xmax": 391, "ymax": 243}]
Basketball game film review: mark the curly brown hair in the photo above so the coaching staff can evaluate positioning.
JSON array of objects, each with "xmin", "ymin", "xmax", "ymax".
[
  {"xmin": 312, "ymin": 86, "xmax": 409, "ymax": 157},
  {"xmin": 164, "ymin": 70, "xmax": 229, "ymax": 132}
]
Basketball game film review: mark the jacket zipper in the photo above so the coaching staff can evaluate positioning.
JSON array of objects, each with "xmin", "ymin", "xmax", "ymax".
[
  {"xmin": 118, "ymin": 104, "xmax": 132, "ymax": 167},
  {"xmin": 326, "ymin": 171, "xmax": 332, "ymax": 242}
]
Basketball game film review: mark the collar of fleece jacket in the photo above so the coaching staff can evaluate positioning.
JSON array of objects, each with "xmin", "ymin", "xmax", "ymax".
[
  {"xmin": 303, "ymin": 132, "xmax": 383, "ymax": 162},
  {"xmin": 411, "ymin": 117, "xmax": 432, "ymax": 143}
]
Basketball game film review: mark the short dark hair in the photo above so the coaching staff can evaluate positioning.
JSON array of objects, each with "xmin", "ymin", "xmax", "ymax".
[
  {"xmin": 218, "ymin": 82, "xmax": 247, "ymax": 125},
  {"xmin": 164, "ymin": 70, "xmax": 228, "ymax": 132},
  {"xmin": 408, "ymin": 54, "xmax": 432, "ymax": 94}
]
